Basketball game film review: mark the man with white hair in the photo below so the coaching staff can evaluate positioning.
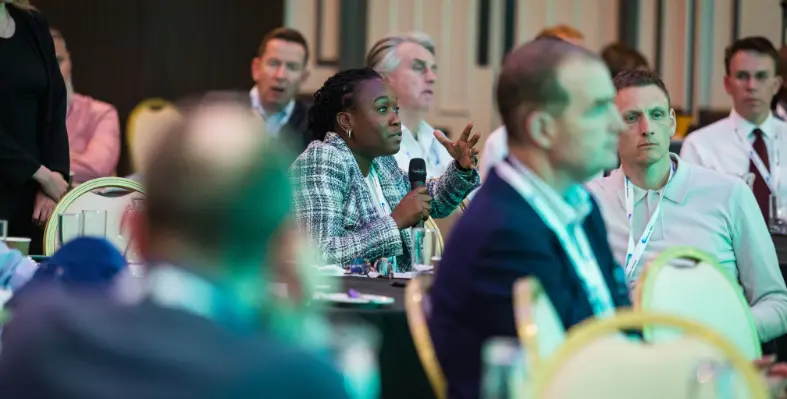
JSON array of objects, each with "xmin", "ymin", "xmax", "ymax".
[{"xmin": 366, "ymin": 33, "xmax": 452, "ymax": 178}]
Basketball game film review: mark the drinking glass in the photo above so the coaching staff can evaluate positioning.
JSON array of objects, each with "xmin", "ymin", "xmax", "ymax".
[
  {"xmin": 328, "ymin": 318, "xmax": 381, "ymax": 399},
  {"xmin": 769, "ymin": 194, "xmax": 787, "ymax": 235},
  {"xmin": 481, "ymin": 337, "xmax": 526, "ymax": 399},
  {"xmin": 81, "ymin": 210, "xmax": 107, "ymax": 238},
  {"xmin": 58, "ymin": 213, "xmax": 81, "ymax": 245},
  {"xmin": 373, "ymin": 258, "xmax": 393, "ymax": 279},
  {"xmin": 411, "ymin": 227, "xmax": 439, "ymax": 272},
  {"xmin": 0, "ymin": 220, "xmax": 6, "ymax": 242},
  {"xmin": 686, "ymin": 359, "xmax": 736, "ymax": 399}
]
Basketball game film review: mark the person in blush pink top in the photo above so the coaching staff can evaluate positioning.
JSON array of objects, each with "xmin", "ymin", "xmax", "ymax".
[{"xmin": 51, "ymin": 28, "xmax": 119, "ymax": 184}]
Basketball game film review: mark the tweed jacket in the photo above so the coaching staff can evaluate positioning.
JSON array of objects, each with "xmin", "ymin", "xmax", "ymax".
[{"xmin": 291, "ymin": 132, "xmax": 480, "ymax": 270}]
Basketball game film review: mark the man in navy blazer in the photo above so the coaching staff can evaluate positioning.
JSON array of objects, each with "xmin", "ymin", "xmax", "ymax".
[{"xmin": 429, "ymin": 38, "xmax": 631, "ymax": 399}]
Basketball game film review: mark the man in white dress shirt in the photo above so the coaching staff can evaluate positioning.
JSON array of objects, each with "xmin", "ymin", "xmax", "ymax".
[
  {"xmin": 588, "ymin": 70, "xmax": 787, "ymax": 342},
  {"xmin": 681, "ymin": 37, "xmax": 786, "ymax": 221},
  {"xmin": 366, "ymin": 33, "xmax": 452, "ymax": 178}
]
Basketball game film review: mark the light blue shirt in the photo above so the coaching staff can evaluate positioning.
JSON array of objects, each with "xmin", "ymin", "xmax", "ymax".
[
  {"xmin": 505, "ymin": 157, "xmax": 616, "ymax": 317},
  {"xmin": 0, "ymin": 243, "xmax": 37, "ymax": 291},
  {"xmin": 249, "ymin": 86, "xmax": 295, "ymax": 136}
]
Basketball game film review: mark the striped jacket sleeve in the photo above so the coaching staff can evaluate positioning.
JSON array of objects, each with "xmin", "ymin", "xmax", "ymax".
[
  {"xmin": 424, "ymin": 161, "xmax": 481, "ymax": 218},
  {"xmin": 291, "ymin": 145, "xmax": 403, "ymax": 266}
]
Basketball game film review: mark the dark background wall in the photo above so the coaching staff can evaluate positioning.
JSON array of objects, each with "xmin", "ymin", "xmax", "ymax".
[{"xmin": 33, "ymin": 0, "xmax": 285, "ymax": 176}]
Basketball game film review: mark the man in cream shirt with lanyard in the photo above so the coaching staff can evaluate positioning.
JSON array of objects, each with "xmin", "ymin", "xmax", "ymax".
[
  {"xmin": 366, "ymin": 33, "xmax": 453, "ymax": 178},
  {"xmin": 681, "ymin": 37, "xmax": 787, "ymax": 222},
  {"xmin": 587, "ymin": 70, "xmax": 787, "ymax": 342}
]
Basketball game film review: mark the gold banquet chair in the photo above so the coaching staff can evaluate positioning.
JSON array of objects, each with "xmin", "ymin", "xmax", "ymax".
[
  {"xmin": 513, "ymin": 277, "xmax": 566, "ymax": 368},
  {"xmin": 126, "ymin": 98, "xmax": 181, "ymax": 173},
  {"xmin": 633, "ymin": 246, "xmax": 761, "ymax": 360},
  {"xmin": 509, "ymin": 277, "xmax": 567, "ymax": 398},
  {"xmin": 424, "ymin": 217, "xmax": 444, "ymax": 257},
  {"xmin": 532, "ymin": 311, "xmax": 768, "ymax": 399},
  {"xmin": 405, "ymin": 273, "xmax": 446, "ymax": 399},
  {"xmin": 43, "ymin": 177, "xmax": 145, "ymax": 257}
]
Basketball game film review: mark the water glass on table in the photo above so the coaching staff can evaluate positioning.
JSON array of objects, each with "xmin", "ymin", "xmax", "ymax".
[
  {"xmin": 481, "ymin": 337, "xmax": 526, "ymax": 399},
  {"xmin": 686, "ymin": 359, "xmax": 736, "ymax": 399},
  {"xmin": 81, "ymin": 210, "xmax": 107, "ymax": 238},
  {"xmin": 0, "ymin": 220, "xmax": 6, "ymax": 242},
  {"xmin": 770, "ymin": 194, "xmax": 787, "ymax": 235},
  {"xmin": 411, "ymin": 227, "xmax": 439, "ymax": 273},
  {"xmin": 328, "ymin": 319, "xmax": 381, "ymax": 399},
  {"xmin": 59, "ymin": 213, "xmax": 81, "ymax": 246}
]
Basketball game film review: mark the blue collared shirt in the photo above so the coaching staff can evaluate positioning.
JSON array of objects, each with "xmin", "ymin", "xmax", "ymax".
[{"xmin": 250, "ymin": 86, "xmax": 295, "ymax": 136}]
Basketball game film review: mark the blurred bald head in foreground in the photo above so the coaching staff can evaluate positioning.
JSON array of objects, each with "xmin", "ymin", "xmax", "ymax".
[
  {"xmin": 136, "ymin": 92, "xmax": 293, "ymax": 269},
  {"xmin": 0, "ymin": 93, "xmax": 350, "ymax": 399},
  {"xmin": 497, "ymin": 37, "xmax": 624, "ymax": 188}
]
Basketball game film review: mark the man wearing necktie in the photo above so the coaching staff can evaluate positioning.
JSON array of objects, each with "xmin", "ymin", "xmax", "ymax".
[
  {"xmin": 682, "ymin": 37, "xmax": 786, "ymax": 221},
  {"xmin": 751, "ymin": 127, "xmax": 772, "ymax": 219}
]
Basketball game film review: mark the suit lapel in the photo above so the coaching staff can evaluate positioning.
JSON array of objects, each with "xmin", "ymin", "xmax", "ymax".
[{"xmin": 492, "ymin": 170, "xmax": 591, "ymax": 307}]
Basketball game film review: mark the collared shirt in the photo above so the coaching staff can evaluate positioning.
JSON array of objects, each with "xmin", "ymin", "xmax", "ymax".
[
  {"xmin": 681, "ymin": 109, "xmax": 787, "ymax": 198},
  {"xmin": 776, "ymin": 103, "xmax": 787, "ymax": 121},
  {"xmin": 121, "ymin": 264, "xmax": 261, "ymax": 333},
  {"xmin": 66, "ymin": 93, "xmax": 121, "ymax": 184},
  {"xmin": 479, "ymin": 125, "xmax": 508, "ymax": 179},
  {"xmin": 511, "ymin": 157, "xmax": 594, "ymax": 226},
  {"xmin": 507, "ymin": 157, "xmax": 616, "ymax": 317},
  {"xmin": 587, "ymin": 153, "xmax": 787, "ymax": 341},
  {"xmin": 393, "ymin": 120, "xmax": 453, "ymax": 178},
  {"xmin": 249, "ymin": 86, "xmax": 295, "ymax": 136}
]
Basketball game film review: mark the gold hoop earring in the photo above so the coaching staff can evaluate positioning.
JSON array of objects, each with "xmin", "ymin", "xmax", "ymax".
[{"xmin": 347, "ymin": 129, "xmax": 352, "ymax": 139}]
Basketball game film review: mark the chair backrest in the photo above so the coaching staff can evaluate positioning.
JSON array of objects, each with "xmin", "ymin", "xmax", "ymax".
[
  {"xmin": 513, "ymin": 277, "xmax": 566, "ymax": 369},
  {"xmin": 424, "ymin": 217, "xmax": 444, "ymax": 257},
  {"xmin": 674, "ymin": 114, "xmax": 694, "ymax": 139},
  {"xmin": 43, "ymin": 178, "xmax": 146, "ymax": 257},
  {"xmin": 534, "ymin": 311, "xmax": 767, "ymax": 399},
  {"xmin": 404, "ymin": 274, "xmax": 446, "ymax": 399},
  {"xmin": 634, "ymin": 246, "xmax": 761, "ymax": 360},
  {"xmin": 126, "ymin": 98, "xmax": 181, "ymax": 173},
  {"xmin": 430, "ymin": 199, "xmax": 469, "ymax": 246}
]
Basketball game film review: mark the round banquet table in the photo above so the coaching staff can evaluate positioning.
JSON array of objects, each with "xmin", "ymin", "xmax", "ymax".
[{"xmin": 324, "ymin": 276, "xmax": 437, "ymax": 399}]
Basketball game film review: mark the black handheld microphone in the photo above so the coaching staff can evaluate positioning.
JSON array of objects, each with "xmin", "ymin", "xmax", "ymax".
[{"xmin": 408, "ymin": 158, "xmax": 427, "ymax": 228}]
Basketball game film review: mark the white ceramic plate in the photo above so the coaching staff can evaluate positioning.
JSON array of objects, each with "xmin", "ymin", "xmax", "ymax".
[
  {"xmin": 313, "ymin": 292, "xmax": 395, "ymax": 306},
  {"xmin": 413, "ymin": 264, "xmax": 434, "ymax": 272},
  {"xmin": 316, "ymin": 265, "xmax": 346, "ymax": 276}
]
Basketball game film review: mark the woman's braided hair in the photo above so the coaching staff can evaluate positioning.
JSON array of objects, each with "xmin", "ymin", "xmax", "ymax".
[{"xmin": 308, "ymin": 68, "xmax": 382, "ymax": 141}]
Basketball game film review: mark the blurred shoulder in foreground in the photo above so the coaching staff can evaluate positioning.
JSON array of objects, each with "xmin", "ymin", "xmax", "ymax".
[{"xmin": 0, "ymin": 283, "xmax": 348, "ymax": 399}]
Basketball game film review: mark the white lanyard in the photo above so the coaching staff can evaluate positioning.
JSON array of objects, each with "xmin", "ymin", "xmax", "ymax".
[
  {"xmin": 368, "ymin": 168, "xmax": 398, "ymax": 271},
  {"xmin": 369, "ymin": 168, "xmax": 392, "ymax": 215},
  {"xmin": 623, "ymin": 162, "xmax": 674, "ymax": 280},
  {"xmin": 735, "ymin": 126, "xmax": 780, "ymax": 194},
  {"xmin": 495, "ymin": 161, "xmax": 616, "ymax": 317}
]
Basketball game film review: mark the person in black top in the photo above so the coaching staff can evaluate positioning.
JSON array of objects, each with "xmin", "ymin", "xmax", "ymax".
[{"xmin": 0, "ymin": 1, "xmax": 70, "ymax": 254}]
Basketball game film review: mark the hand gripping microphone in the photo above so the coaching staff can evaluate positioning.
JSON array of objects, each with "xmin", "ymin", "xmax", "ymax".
[{"xmin": 408, "ymin": 158, "xmax": 427, "ymax": 228}]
